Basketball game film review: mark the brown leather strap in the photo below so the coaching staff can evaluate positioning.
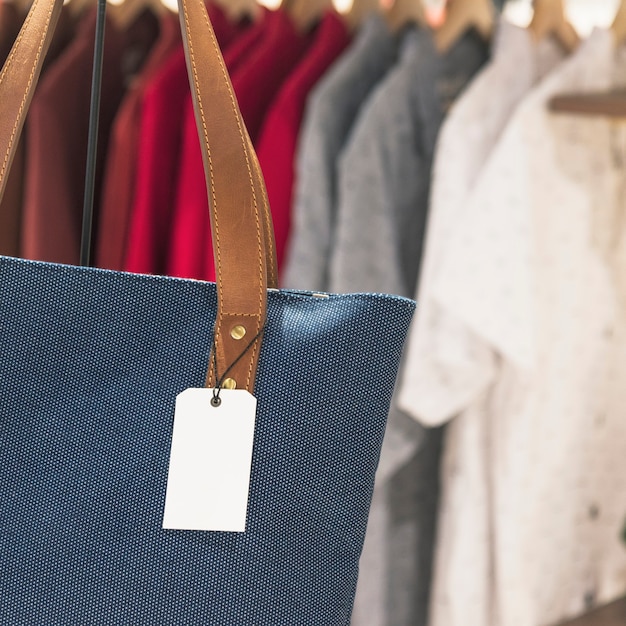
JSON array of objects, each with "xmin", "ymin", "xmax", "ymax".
[
  {"xmin": 0, "ymin": 0, "xmax": 63, "ymax": 203},
  {"xmin": 178, "ymin": 0, "xmax": 269, "ymax": 391},
  {"xmin": 0, "ymin": 0, "xmax": 276, "ymax": 392}
]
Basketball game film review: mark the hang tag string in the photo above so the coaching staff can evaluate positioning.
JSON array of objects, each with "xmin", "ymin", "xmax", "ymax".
[{"xmin": 211, "ymin": 327, "xmax": 265, "ymax": 407}]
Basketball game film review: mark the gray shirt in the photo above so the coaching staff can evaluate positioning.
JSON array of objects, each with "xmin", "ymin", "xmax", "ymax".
[
  {"xmin": 334, "ymin": 27, "xmax": 489, "ymax": 626},
  {"xmin": 330, "ymin": 28, "xmax": 489, "ymax": 297},
  {"xmin": 283, "ymin": 14, "xmax": 398, "ymax": 292}
]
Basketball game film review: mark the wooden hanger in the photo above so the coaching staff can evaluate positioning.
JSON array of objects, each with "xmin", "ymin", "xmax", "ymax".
[
  {"xmin": 282, "ymin": 0, "xmax": 333, "ymax": 32},
  {"xmin": 528, "ymin": 0, "xmax": 579, "ymax": 53},
  {"xmin": 612, "ymin": 0, "xmax": 626, "ymax": 46},
  {"xmin": 108, "ymin": 0, "xmax": 170, "ymax": 30},
  {"xmin": 549, "ymin": 1, "xmax": 626, "ymax": 119},
  {"xmin": 213, "ymin": 0, "xmax": 262, "ymax": 23},
  {"xmin": 434, "ymin": 0, "xmax": 495, "ymax": 54},
  {"xmin": 385, "ymin": 0, "xmax": 426, "ymax": 34},
  {"xmin": 343, "ymin": 0, "xmax": 381, "ymax": 33},
  {"xmin": 63, "ymin": 0, "xmax": 167, "ymax": 25}
]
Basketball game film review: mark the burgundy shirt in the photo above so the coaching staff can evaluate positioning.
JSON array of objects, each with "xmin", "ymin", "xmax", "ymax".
[{"xmin": 21, "ymin": 10, "xmax": 129, "ymax": 265}]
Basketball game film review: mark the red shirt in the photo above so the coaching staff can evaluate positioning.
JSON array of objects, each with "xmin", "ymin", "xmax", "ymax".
[
  {"xmin": 166, "ymin": 9, "xmax": 310, "ymax": 282},
  {"xmin": 21, "ymin": 9, "xmax": 128, "ymax": 265},
  {"xmin": 256, "ymin": 11, "xmax": 350, "ymax": 273},
  {"xmin": 121, "ymin": 3, "xmax": 243, "ymax": 276},
  {"xmin": 229, "ymin": 8, "xmax": 312, "ymax": 143},
  {"xmin": 96, "ymin": 11, "xmax": 180, "ymax": 271},
  {"xmin": 214, "ymin": 8, "xmax": 269, "ymax": 73}
]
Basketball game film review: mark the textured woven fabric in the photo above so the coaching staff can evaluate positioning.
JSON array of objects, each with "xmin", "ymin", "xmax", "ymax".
[{"xmin": 0, "ymin": 255, "xmax": 414, "ymax": 625}]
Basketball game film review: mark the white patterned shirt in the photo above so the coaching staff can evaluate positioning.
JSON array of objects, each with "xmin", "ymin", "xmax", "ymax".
[
  {"xmin": 401, "ymin": 28, "xmax": 626, "ymax": 626},
  {"xmin": 398, "ymin": 19, "xmax": 564, "ymax": 426}
]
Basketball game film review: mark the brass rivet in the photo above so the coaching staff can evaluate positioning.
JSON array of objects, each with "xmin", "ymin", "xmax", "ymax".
[
  {"xmin": 230, "ymin": 325, "xmax": 247, "ymax": 341},
  {"xmin": 222, "ymin": 378, "xmax": 237, "ymax": 390}
]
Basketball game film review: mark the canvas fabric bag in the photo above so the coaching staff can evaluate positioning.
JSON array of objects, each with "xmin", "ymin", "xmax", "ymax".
[{"xmin": 0, "ymin": 0, "xmax": 415, "ymax": 622}]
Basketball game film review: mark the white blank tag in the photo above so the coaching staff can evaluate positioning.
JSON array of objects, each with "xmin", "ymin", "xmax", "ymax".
[{"xmin": 163, "ymin": 388, "xmax": 257, "ymax": 533}]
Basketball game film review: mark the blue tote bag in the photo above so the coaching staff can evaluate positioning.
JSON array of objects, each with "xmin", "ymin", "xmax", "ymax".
[{"xmin": 0, "ymin": 0, "xmax": 415, "ymax": 623}]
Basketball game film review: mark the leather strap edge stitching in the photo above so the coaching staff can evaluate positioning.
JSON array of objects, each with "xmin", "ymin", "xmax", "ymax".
[
  {"xmin": 182, "ymin": 0, "xmax": 264, "ymax": 390},
  {"xmin": 0, "ymin": 0, "xmax": 52, "ymax": 187}
]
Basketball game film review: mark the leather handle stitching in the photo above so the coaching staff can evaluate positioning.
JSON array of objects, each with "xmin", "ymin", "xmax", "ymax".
[
  {"xmin": 0, "ymin": 0, "xmax": 53, "ymax": 188},
  {"xmin": 247, "ymin": 135, "xmax": 276, "ymax": 287},
  {"xmin": 0, "ymin": 0, "xmax": 38, "ymax": 83},
  {"xmin": 263, "ymin": 200, "xmax": 277, "ymax": 286},
  {"xmin": 198, "ymin": 4, "xmax": 265, "ymax": 390},
  {"xmin": 182, "ymin": 0, "xmax": 265, "ymax": 390},
  {"xmin": 200, "ymin": 10, "xmax": 264, "ymax": 331}
]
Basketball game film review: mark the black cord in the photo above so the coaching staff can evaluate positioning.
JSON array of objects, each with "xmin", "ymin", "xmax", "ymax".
[
  {"xmin": 80, "ymin": 0, "xmax": 107, "ymax": 267},
  {"xmin": 211, "ymin": 327, "xmax": 265, "ymax": 407}
]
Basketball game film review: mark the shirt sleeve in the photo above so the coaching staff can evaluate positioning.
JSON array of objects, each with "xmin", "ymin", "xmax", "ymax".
[{"xmin": 399, "ymin": 115, "xmax": 536, "ymax": 426}]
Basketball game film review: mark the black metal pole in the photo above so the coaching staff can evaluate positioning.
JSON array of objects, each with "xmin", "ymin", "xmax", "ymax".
[{"xmin": 80, "ymin": 0, "xmax": 108, "ymax": 267}]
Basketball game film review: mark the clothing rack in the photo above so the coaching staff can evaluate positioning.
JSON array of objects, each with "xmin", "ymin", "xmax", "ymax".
[
  {"xmin": 81, "ymin": 0, "xmax": 108, "ymax": 266},
  {"xmin": 549, "ymin": 91, "xmax": 626, "ymax": 118}
]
